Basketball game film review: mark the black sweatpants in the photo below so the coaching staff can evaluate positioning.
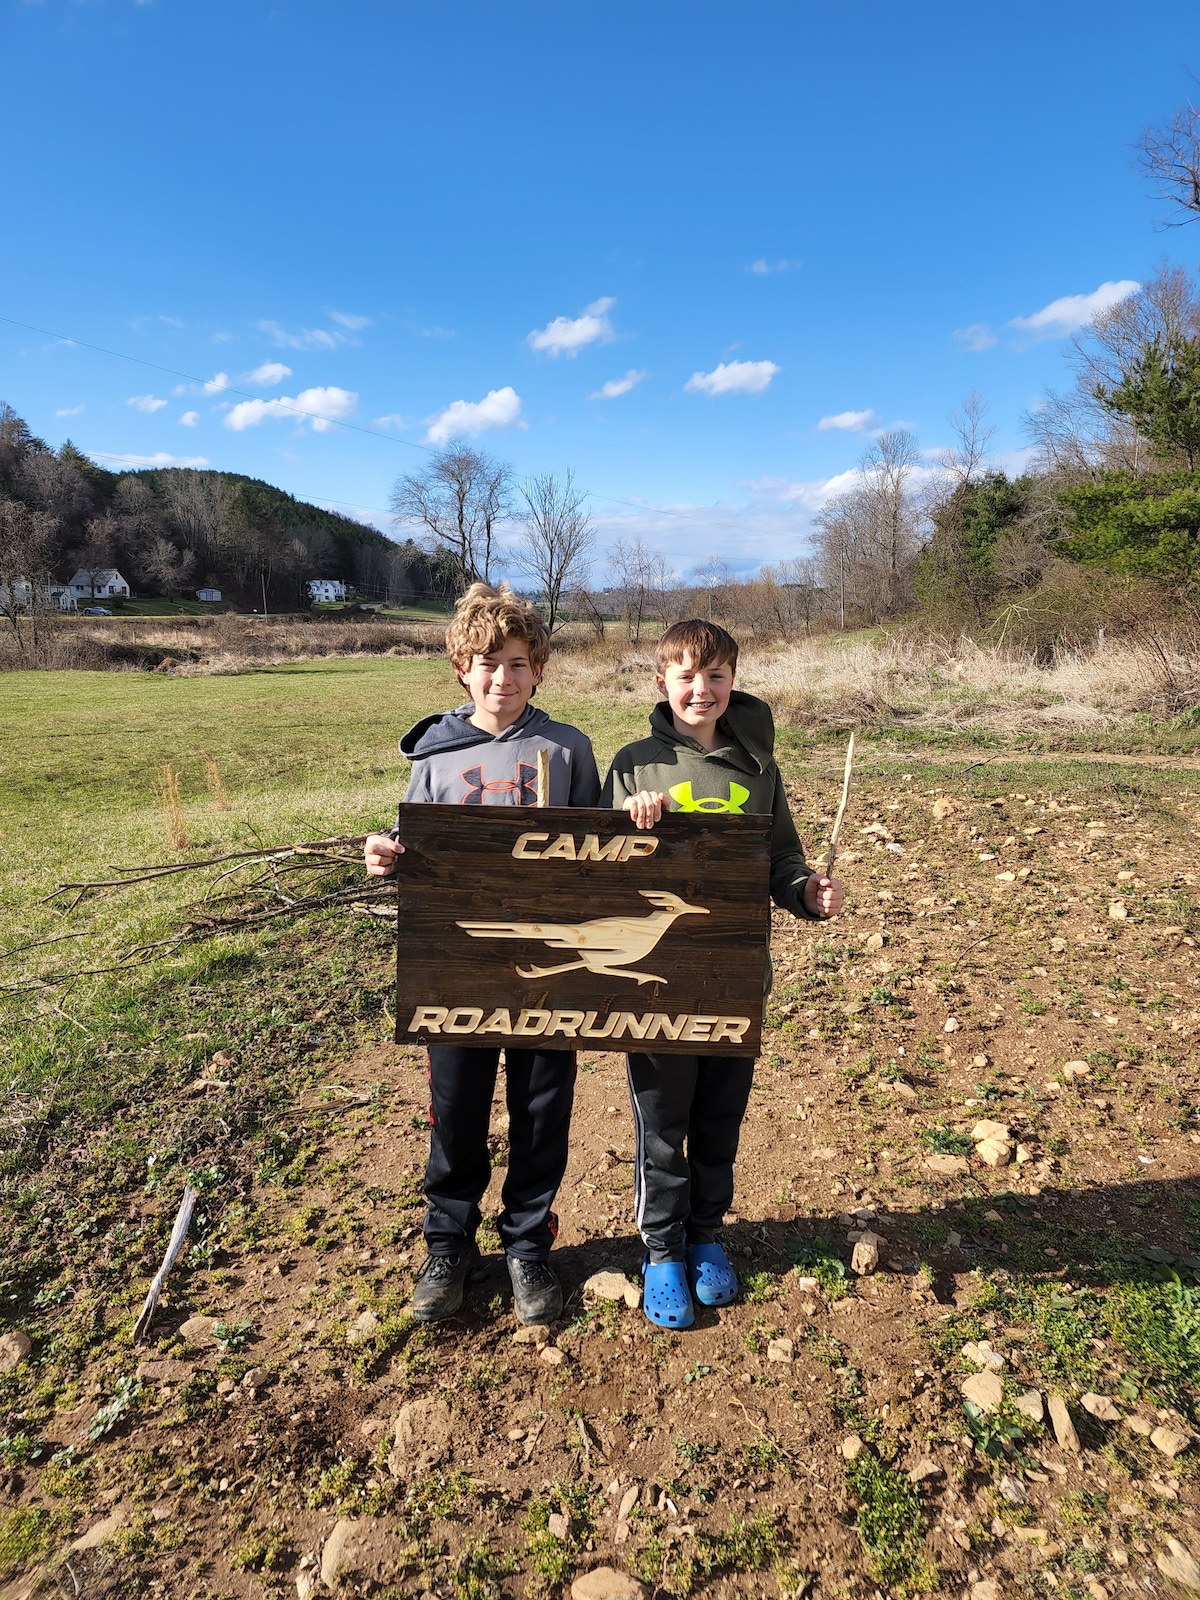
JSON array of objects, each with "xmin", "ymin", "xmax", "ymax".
[
  {"xmin": 424, "ymin": 1045, "xmax": 576, "ymax": 1260},
  {"xmin": 626, "ymin": 1052, "xmax": 755, "ymax": 1262}
]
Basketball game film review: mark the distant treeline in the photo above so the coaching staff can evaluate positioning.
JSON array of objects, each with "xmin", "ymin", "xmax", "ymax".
[{"xmin": 0, "ymin": 406, "xmax": 455, "ymax": 612}]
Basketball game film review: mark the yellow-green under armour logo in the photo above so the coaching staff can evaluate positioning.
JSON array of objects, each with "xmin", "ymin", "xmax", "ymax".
[{"xmin": 669, "ymin": 781, "xmax": 750, "ymax": 814}]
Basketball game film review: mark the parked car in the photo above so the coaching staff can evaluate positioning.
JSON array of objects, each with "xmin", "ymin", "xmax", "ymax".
[{"xmin": 82, "ymin": 606, "xmax": 112, "ymax": 616}]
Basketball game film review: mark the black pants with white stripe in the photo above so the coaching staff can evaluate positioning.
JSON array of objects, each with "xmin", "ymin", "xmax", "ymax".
[
  {"xmin": 424, "ymin": 1045, "xmax": 576, "ymax": 1260},
  {"xmin": 626, "ymin": 1052, "xmax": 756, "ymax": 1263}
]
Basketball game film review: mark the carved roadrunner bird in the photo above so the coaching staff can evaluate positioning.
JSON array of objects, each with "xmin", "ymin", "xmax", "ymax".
[{"xmin": 457, "ymin": 890, "xmax": 709, "ymax": 985}]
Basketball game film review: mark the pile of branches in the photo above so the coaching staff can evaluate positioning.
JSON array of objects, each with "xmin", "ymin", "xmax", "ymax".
[{"xmin": 6, "ymin": 837, "xmax": 396, "ymax": 993}]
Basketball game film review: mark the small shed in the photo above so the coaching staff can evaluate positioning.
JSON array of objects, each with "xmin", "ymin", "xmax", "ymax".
[{"xmin": 196, "ymin": 587, "xmax": 222, "ymax": 603}]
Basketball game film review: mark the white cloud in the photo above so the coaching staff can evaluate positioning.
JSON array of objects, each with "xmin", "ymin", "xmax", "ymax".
[
  {"xmin": 127, "ymin": 393, "xmax": 169, "ymax": 413},
  {"xmin": 179, "ymin": 411, "xmax": 200, "ymax": 427},
  {"xmin": 1009, "ymin": 280, "xmax": 1141, "ymax": 341},
  {"xmin": 93, "ymin": 451, "xmax": 211, "ymax": 469},
  {"xmin": 589, "ymin": 369, "xmax": 648, "ymax": 401},
  {"xmin": 223, "ymin": 386, "xmax": 359, "ymax": 433},
  {"xmin": 424, "ymin": 386, "xmax": 523, "ymax": 446},
  {"xmin": 815, "ymin": 408, "xmax": 877, "ymax": 433},
  {"xmin": 527, "ymin": 297, "xmax": 616, "ymax": 358},
  {"xmin": 330, "ymin": 310, "xmax": 371, "ymax": 330},
  {"xmin": 255, "ymin": 319, "xmax": 340, "ymax": 351},
  {"xmin": 55, "ymin": 404, "xmax": 85, "ymax": 418},
  {"xmin": 748, "ymin": 259, "xmax": 801, "ymax": 275},
  {"xmin": 202, "ymin": 372, "xmax": 230, "ymax": 395},
  {"xmin": 684, "ymin": 359, "xmax": 780, "ymax": 397},
  {"xmin": 953, "ymin": 323, "xmax": 998, "ymax": 352},
  {"xmin": 246, "ymin": 361, "xmax": 292, "ymax": 386},
  {"xmin": 372, "ymin": 413, "xmax": 411, "ymax": 430}
]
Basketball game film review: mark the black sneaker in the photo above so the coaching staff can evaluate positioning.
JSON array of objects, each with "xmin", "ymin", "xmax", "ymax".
[
  {"xmin": 507, "ymin": 1256, "xmax": 562, "ymax": 1324},
  {"xmin": 410, "ymin": 1247, "xmax": 478, "ymax": 1322}
]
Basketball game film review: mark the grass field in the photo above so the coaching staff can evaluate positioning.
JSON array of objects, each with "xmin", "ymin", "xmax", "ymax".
[{"xmin": 2, "ymin": 653, "xmax": 1200, "ymax": 1598}]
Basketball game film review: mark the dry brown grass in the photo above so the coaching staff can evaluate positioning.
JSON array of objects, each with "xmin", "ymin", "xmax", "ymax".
[
  {"xmin": 548, "ymin": 629, "xmax": 1200, "ymax": 734},
  {"xmin": 5, "ymin": 611, "xmax": 1200, "ymax": 735},
  {"xmin": 204, "ymin": 755, "xmax": 231, "ymax": 811},
  {"xmin": 152, "ymin": 762, "xmax": 189, "ymax": 851}
]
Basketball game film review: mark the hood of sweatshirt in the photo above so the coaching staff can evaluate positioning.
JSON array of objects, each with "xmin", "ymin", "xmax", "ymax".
[
  {"xmin": 399, "ymin": 700, "xmax": 552, "ymax": 759},
  {"xmin": 646, "ymin": 689, "xmax": 777, "ymax": 774}
]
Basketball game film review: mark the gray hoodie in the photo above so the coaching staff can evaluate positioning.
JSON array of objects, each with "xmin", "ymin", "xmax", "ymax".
[{"xmin": 399, "ymin": 701, "xmax": 600, "ymax": 808}]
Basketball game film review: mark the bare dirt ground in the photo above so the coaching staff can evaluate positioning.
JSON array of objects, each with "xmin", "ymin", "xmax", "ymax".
[{"xmin": 3, "ymin": 757, "xmax": 1200, "ymax": 1600}]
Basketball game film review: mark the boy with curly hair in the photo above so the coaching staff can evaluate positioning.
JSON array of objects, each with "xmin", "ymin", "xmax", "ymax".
[{"xmin": 365, "ymin": 582, "xmax": 600, "ymax": 1324}]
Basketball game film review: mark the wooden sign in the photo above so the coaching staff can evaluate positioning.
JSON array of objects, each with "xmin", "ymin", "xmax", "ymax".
[{"xmin": 395, "ymin": 804, "xmax": 772, "ymax": 1056}]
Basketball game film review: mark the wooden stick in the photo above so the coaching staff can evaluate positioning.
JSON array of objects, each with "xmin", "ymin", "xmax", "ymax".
[
  {"xmin": 824, "ymin": 730, "xmax": 856, "ymax": 878},
  {"xmin": 133, "ymin": 1184, "xmax": 198, "ymax": 1343},
  {"xmin": 535, "ymin": 747, "xmax": 550, "ymax": 807}
]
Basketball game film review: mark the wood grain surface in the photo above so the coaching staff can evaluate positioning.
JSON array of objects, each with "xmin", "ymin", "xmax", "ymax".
[{"xmin": 396, "ymin": 804, "xmax": 771, "ymax": 1055}]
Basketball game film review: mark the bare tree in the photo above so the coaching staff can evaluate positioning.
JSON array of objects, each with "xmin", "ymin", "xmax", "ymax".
[
  {"xmin": 939, "ymin": 391, "xmax": 995, "ymax": 487},
  {"xmin": 159, "ymin": 470, "xmax": 235, "ymax": 567},
  {"xmin": 1138, "ymin": 96, "xmax": 1200, "ymax": 225},
  {"xmin": 514, "ymin": 469, "xmax": 595, "ymax": 632},
  {"xmin": 812, "ymin": 429, "xmax": 923, "ymax": 626},
  {"xmin": 391, "ymin": 442, "xmax": 511, "ymax": 590},
  {"xmin": 692, "ymin": 555, "xmax": 733, "ymax": 620},
  {"xmin": 607, "ymin": 535, "xmax": 669, "ymax": 642},
  {"xmin": 0, "ymin": 495, "xmax": 60, "ymax": 662},
  {"xmin": 1026, "ymin": 265, "xmax": 1200, "ymax": 478},
  {"xmin": 142, "ymin": 535, "xmax": 197, "ymax": 599}
]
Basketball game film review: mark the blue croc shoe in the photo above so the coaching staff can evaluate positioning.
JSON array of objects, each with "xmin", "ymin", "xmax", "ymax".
[
  {"xmin": 685, "ymin": 1241, "xmax": 739, "ymax": 1306},
  {"xmin": 641, "ymin": 1258, "xmax": 695, "ymax": 1328}
]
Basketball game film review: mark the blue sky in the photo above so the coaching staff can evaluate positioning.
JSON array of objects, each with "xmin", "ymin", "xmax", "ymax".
[{"xmin": 2, "ymin": 0, "xmax": 1197, "ymax": 577}]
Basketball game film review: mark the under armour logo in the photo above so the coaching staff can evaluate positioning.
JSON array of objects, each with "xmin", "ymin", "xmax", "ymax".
[
  {"xmin": 668, "ymin": 780, "xmax": 750, "ymax": 814},
  {"xmin": 461, "ymin": 762, "xmax": 539, "ymax": 805}
]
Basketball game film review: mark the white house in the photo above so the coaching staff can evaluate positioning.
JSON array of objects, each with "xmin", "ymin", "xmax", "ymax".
[
  {"xmin": 67, "ymin": 568, "xmax": 131, "ymax": 602},
  {"xmin": 0, "ymin": 579, "xmax": 77, "ymax": 612},
  {"xmin": 307, "ymin": 579, "xmax": 348, "ymax": 603},
  {"xmin": 196, "ymin": 587, "xmax": 222, "ymax": 603}
]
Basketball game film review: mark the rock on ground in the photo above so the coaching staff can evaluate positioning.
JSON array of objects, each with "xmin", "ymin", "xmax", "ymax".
[
  {"xmin": 923, "ymin": 1153, "xmax": 969, "ymax": 1175},
  {"xmin": 583, "ymin": 1270, "xmax": 636, "ymax": 1303},
  {"xmin": 962, "ymin": 1369, "xmax": 1004, "ymax": 1413},
  {"xmin": 321, "ymin": 1518, "xmax": 369, "ymax": 1587},
  {"xmin": 975, "ymin": 1136, "xmax": 1011, "ymax": 1167},
  {"xmin": 1151, "ymin": 1425, "xmax": 1191, "ymax": 1458},
  {"xmin": 1081, "ymin": 1392, "xmax": 1121, "ymax": 1423},
  {"xmin": 512, "ymin": 1323, "xmax": 551, "ymax": 1345},
  {"xmin": 1156, "ymin": 1537, "xmax": 1200, "ymax": 1591},
  {"xmin": 72, "ymin": 1508, "xmax": 127, "ymax": 1550},
  {"xmin": 346, "ymin": 1309, "xmax": 381, "ymax": 1345},
  {"xmin": 1048, "ymin": 1394, "xmax": 1080, "ymax": 1451},
  {"xmin": 0, "ymin": 1330, "xmax": 31, "ymax": 1371},
  {"xmin": 571, "ymin": 1567, "xmax": 646, "ymax": 1600},
  {"xmin": 851, "ymin": 1233, "xmax": 881, "ymax": 1275},
  {"xmin": 1015, "ymin": 1389, "xmax": 1044, "ymax": 1422},
  {"xmin": 971, "ymin": 1119, "xmax": 1010, "ymax": 1143},
  {"xmin": 389, "ymin": 1394, "xmax": 453, "ymax": 1473},
  {"xmin": 177, "ymin": 1314, "xmax": 218, "ymax": 1348}
]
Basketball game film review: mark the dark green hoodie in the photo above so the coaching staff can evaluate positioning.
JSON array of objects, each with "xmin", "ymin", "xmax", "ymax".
[{"xmin": 601, "ymin": 690, "xmax": 819, "ymax": 922}]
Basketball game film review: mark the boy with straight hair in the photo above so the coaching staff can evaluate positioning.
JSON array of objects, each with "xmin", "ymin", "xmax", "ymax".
[
  {"xmin": 602, "ymin": 618, "xmax": 844, "ymax": 1329},
  {"xmin": 365, "ymin": 582, "xmax": 600, "ymax": 1324}
]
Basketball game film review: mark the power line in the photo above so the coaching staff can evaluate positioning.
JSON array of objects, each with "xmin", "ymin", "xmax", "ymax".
[
  {"xmin": 1, "ymin": 311, "xmax": 803, "ymax": 543},
  {"xmin": 0, "ymin": 313, "xmax": 438, "ymax": 454}
]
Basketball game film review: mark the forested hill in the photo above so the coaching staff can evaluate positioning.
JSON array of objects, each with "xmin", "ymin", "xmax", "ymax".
[{"xmin": 0, "ymin": 403, "xmax": 451, "ymax": 608}]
